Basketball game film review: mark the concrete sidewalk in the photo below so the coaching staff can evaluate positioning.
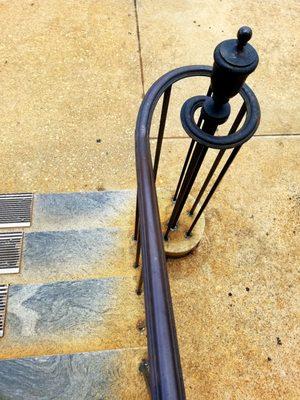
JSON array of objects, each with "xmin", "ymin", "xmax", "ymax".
[{"xmin": 0, "ymin": 0, "xmax": 298, "ymax": 193}]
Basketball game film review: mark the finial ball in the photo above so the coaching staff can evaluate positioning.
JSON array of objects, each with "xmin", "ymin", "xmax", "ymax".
[{"xmin": 237, "ymin": 26, "xmax": 252, "ymax": 47}]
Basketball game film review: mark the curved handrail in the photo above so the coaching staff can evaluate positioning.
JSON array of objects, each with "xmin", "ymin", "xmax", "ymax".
[
  {"xmin": 135, "ymin": 65, "xmax": 259, "ymax": 399},
  {"xmin": 135, "ymin": 66, "xmax": 212, "ymax": 400}
]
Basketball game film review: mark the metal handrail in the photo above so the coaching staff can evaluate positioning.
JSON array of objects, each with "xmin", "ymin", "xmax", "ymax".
[
  {"xmin": 135, "ymin": 66, "xmax": 212, "ymax": 400},
  {"xmin": 135, "ymin": 64, "xmax": 260, "ymax": 399}
]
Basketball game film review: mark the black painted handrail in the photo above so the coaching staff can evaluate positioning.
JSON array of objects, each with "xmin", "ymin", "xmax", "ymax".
[
  {"xmin": 135, "ymin": 64, "xmax": 260, "ymax": 399},
  {"xmin": 135, "ymin": 66, "xmax": 212, "ymax": 400}
]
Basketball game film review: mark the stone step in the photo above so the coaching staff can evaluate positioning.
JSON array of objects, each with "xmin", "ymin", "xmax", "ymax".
[
  {"xmin": 0, "ymin": 276, "xmax": 145, "ymax": 360},
  {"xmin": 0, "ymin": 347, "xmax": 149, "ymax": 400},
  {"xmin": 0, "ymin": 227, "xmax": 136, "ymax": 286},
  {"xmin": 30, "ymin": 190, "xmax": 135, "ymax": 232}
]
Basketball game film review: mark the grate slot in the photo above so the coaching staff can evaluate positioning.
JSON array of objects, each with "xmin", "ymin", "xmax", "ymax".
[
  {"xmin": 0, "ymin": 232, "xmax": 23, "ymax": 274},
  {"xmin": 0, "ymin": 193, "xmax": 33, "ymax": 228},
  {"xmin": 0, "ymin": 284, "xmax": 9, "ymax": 337}
]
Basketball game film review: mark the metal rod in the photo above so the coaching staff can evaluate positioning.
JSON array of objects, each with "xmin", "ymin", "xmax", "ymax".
[
  {"xmin": 172, "ymin": 87, "xmax": 212, "ymax": 202},
  {"xmin": 134, "ymin": 229, "xmax": 141, "ymax": 268},
  {"xmin": 186, "ymin": 145, "xmax": 241, "ymax": 236},
  {"xmin": 139, "ymin": 359, "xmax": 151, "ymax": 394},
  {"xmin": 189, "ymin": 102, "xmax": 246, "ymax": 215},
  {"xmin": 134, "ymin": 196, "xmax": 139, "ymax": 241},
  {"xmin": 172, "ymin": 140, "xmax": 195, "ymax": 202},
  {"xmin": 189, "ymin": 150, "xmax": 225, "ymax": 215},
  {"xmin": 165, "ymin": 117, "xmax": 218, "ymax": 240},
  {"xmin": 136, "ymin": 265, "xmax": 144, "ymax": 295},
  {"xmin": 153, "ymin": 85, "xmax": 172, "ymax": 180},
  {"xmin": 229, "ymin": 102, "xmax": 247, "ymax": 134},
  {"xmin": 164, "ymin": 142, "xmax": 208, "ymax": 240}
]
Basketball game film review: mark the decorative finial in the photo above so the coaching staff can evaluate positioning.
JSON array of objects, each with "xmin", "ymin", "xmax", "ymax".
[
  {"xmin": 237, "ymin": 26, "xmax": 252, "ymax": 50},
  {"xmin": 211, "ymin": 26, "xmax": 258, "ymax": 103}
]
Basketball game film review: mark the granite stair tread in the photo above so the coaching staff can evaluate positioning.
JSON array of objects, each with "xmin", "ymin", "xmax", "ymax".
[
  {"xmin": 30, "ymin": 190, "xmax": 136, "ymax": 232},
  {"xmin": 0, "ymin": 189, "xmax": 146, "ymax": 397},
  {"xmin": 0, "ymin": 276, "xmax": 145, "ymax": 360},
  {"xmin": 0, "ymin": 227, "xmax": 136, "ymax": 286},
  {"xmin": 0, "ymin": 347, "xmax": 149, "ymax": 400}
]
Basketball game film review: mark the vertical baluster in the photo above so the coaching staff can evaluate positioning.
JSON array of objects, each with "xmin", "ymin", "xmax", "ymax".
[
  {"xmin": 134, "ymin": 228, "xmax": 141, "ymax": 268},
  {"xmin": 134, "ymin": 196, "xmax": 139, "ymax": 241},
  {"xmin": 153, "ymin": 85, "xmax": 172, "ymax": 179},
  {"xmin": 189, "ymin": 102, "xmax": 247, "ymax": 215},
  {"xmin": 172, "ymin": 139, "xmax": 195, "ymax": 202},
  {"xmin": 136, "ymin": 265, "xmax": 144, "ymax": 295},
  {"xmin": 172, "ymin": 87, "xmax": 212, "ymax": 202},
  {"xmin": 189, "ymin": 150, "xmax": 224, "ymax": 215},
  {"xmin": 139, "ymin": 359, "xmax": 151, "ymax": 394},
  {"xmin": 164, "ymin": 142, "xmax": 207, "ymax": 240},
  {"xmin": 164, "ymin": 117, "xmax": 218, "ymax": 240},
  {"xmin": 186, "ymin": 145, "xmax": 241, "ymax": 236},
  {"xmin": 207, "ymin": 86, "xmax": 212, "ymax": 97},
  {"xmin": 228, "ymin": 102, "xmax": 247, "ymax": 134}
]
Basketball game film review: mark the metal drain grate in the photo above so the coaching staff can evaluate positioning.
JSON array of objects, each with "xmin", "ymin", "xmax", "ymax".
[
  {"xmin": 0, "ymin": 232, "xmax": 23, "ymax": 274},
  {"xmin": 0, "ymin": 284, "xmax": 9, "ymax": 337},
  {"xmin": 0, "ymin": 193, "xmax": 33, "ymax": 228}
]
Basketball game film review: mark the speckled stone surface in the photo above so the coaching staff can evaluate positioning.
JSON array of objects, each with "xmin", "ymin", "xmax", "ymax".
[
  {"xmin": 0, "ymin": 348, "xmax": 148, "ymax": 400},
  {"xmin": 31, "ymin": 190, "xmax": 135, "ymax": 232},
  {"xmin": 0, "ymin": 227, "xmax": 135, "ymax": 285},
  {"xmin": 0, "ymin": 0, "xmax": 141, "ymax": 194},
  {"xmin": 0, "ymin": 277, "xmax": 145, "ymax": 360}
]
